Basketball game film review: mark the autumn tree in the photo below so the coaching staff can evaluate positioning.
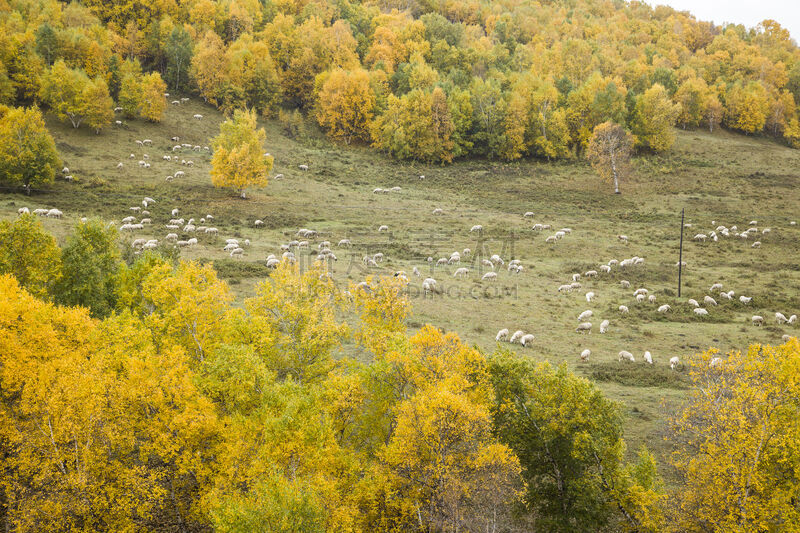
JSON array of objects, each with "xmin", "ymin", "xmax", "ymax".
[
  {"xmin": 0, "ymin": 106, "xmax": 60, "ymax": 194},
  {"xmin": 82, "ymin": 77, "xmax": 114, "ymax": 133},
  {"xmin": 725, "ymin": 82, "xmax": 770, "ymax": 134},
  {"xmin": 139, "ymin": 72, "xmax": 167, "ymax": 122},
  {"xmin": 671, "ymin": 340, "xmax": 800, "ymax": 531},
  {"xmin": 210, "ymin": 108, "xmax": 274, "ymax": 198},
  {"xmin": 54, "ymin": 219, "xmax": 122, "ymax": 318},
  {"xmin": 38, "ymin": 60, "xmax": 90, "ymax": 128},
  {"xmin": 190, "ymin": 30, "xmax": 227, "ymax": 106},
  {"xmin": 586, "ymin": 121, "xmax": 634, "ymax": 194},
  {"xmin": 0, "ymin": 214, "xmax": 61, "ymax": 297},
  {"xmin": 630, "ymin": 84, "xmax": 681, "ymax": 152},
  {"xmin": 315, "ymin": 68, "xmax": 375, "ymax": 144}
]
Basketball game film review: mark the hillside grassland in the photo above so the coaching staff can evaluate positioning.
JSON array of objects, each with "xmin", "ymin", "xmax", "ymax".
[{"xmin": 2, "ymin": 101, "xmax": 799, "ymax": 466}]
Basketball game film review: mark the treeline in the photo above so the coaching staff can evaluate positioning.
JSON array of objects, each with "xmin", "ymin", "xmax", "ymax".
[
  {"xmin": 2, "ymin": 214, "xmax": 800, "ymax": 532},
  {"xmin": 1, "ymin": 0, "xmax": 800, "ymax": 162}
]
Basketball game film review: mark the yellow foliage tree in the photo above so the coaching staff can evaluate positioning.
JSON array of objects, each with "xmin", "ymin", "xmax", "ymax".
[
  {"xmin": 210, "ymin": 108, "xmax": 273, "ymax": 198},
  {"xmin": 139, "ymin": 71, "xmax": 167, "ymax": 122},
  {"xmin": 630, "ymin": 83, "xmax": 681, "ymax": 152},
  {"xmin": 82, "ymin": 77, "xmax": 114, "ymax": 133},
  {"xmin": 315, "ymin": 68, "xmax": 375, "ymax": 144},
  {"xmin": 724, "ymin": 81, "xmax": 770, "ymax": 134},
  {"xmin": 671, "ymin": 340, "xmax": 800, "ymax": 531}
]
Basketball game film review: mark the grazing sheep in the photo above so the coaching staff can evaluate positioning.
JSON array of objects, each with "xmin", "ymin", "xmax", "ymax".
[
  {"xmin": 193, "ymin": 114, "xmax": 203, "ymax": 119},
  {"xmin": 739, "ymin": 296, "xmax": 752, "ymax": 304},
  {"xmin": 453, "ymin": 267, "xmax": 469, "ymax": 278},
  {"xmin": 644, "ymin": 351, "xmax": 653, "ymax": 364},
  {"xmin": 558, "ymin": 284, "xmax": 572, "ymax": 293},
  {"xmin": 704, "ymin": 295, "xmax": 717, "ymax": 306},
  {"xmin": 719, "ymin": 291, "xmax": 732, "ymax": 300},
  {"xmin": 378, "ymin": 225, "xmax": 389, "ymax": 232},
  {"xmin": 585, "ymin": 291, "xmax": 595, "ymax": 302},
  {"xmin": 585, "ymin": 270, "xmax": 598, "ymax": 278},
  {"xmin": 298, "ymin": 164, "xmax": 309, "ymax": 171},
  {"xmin": 618, "ymin": 351, "xmax": 634, "ymax": 362},
  {"xmin": 520, "ymin": 334, "xmax": 535, "ymax": 347},
  {"xmin": 470, "ymin": 225, "xmax": 483, "ymax": 232},
  {"xmin": 670, "ymin": 356, "xmax": 680, "ymax": 370},
  {"xmin": 636, "ymin": 294, "xmax": 646, "ymax": 303},
  {"xmin": 751, "ymin": 241, "xmax": 761, "ymax": 248},
  {"xmin": 776, "ymin": 312, "xmax": 789, "ymax": 324},
  {"xmin": 694, "ymin": 308, "xmax": 709, "ymax": 316},
  {"xmin": 17, "ymin": 207, "xmax": 29, "ymax": 215},
  {"xmin": 600, "ymin": 265, "xmax": 611, "ymax": 273},
  {"xmin": 619, "ymin": 305, "xmax": 629, "ymax": 314},
  {"xmin": 618, "ymin": 235, "xmax": 628, "ymax": 243},
  {"xmin": 688, "ymin": 299, "xmax": 700, "ymax": 308},
  {"xmin": 657, "ymin": 304, "xmax": 671, "ymax": 313},
  {"xmin": 620, "ymin": 280, "xmax": 630, "ymax": 289},
  {"xmin": 580, "ymin": 349, "xmax": 591, "ymax": 362},
  {"xmin": 509, "ymin": 330, "xmax": 525, "ymax": 343},
  {"xmin": 787, "ymin": 315, "xmax": 796, "ymax": 324},
  {"xmin": 545, "ymin": 236, "xmax": 557, "ymax": 244},
  {"xmin": 576, "ymin": 322, "xmax": 592, "ymax": 334},
  {"xmin": 422, "ymin": 278, "xmax": 437, "ymax": 295},
  {"xmin": 373, "ymin": 188, "xmax": 383, "ymax": 194},
  {"xmin": 46, "ymin": 208, "xmax": 63, "ymax": 218},
  {"xmin": 599, "ymin": 319, "xmax": 610, "ymax": 333},
  {"xmin": 496, "ymin": 329, "xmax": 510, "ymax": 342},
  {"xmin": 578, "ymin": 310, "xmax": 593, "ymax": 322},
  {"xmin": 482, "ymin": 271, "xmax": 498, "ymax": 281}
]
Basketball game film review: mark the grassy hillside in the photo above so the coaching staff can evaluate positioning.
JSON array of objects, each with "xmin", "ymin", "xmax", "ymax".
[{"xmin": 2, "ymin": 101, "xmax": 799, "ymax": 466}]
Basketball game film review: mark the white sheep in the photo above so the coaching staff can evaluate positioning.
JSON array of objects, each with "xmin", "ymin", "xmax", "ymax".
[
  {"xmin": 619, "ymin": 305, "xmax": 629, "ymax": 314},
  {"xmin": 520, "ymin": 334, "xmax": 535, "ymax": 347},
  {"xmin": 298, "ymin": 164, "xmax": 309, "ymax": 171},
  {"xmin": 776, "ymin": 312, "xmax": 788, "ymax": 324},
  {"xmin": 648, "ymin": 294, "xmax": 657, "ymax": 304},
  {"xmin": 578, "ymin": 310, "xmax": 593, "ymax": 322},
  {"xmin": 453, "ymin": 267, "xmax": 469, "ymax": 278},
  {"xmin": 496, "ymin": 329, "xmax": 509, "ymax": 342},
  {"xmin": 586, "ymin": 291, "xmax": 595, "ymax": 302},
  {"xmin": 739, "ymin": 296, "xmax": 752, "ymax": 304},
  {"xmin": 694, "ymin": 308, "xmax": 709, "ymax": 316},
  {"xmin": 644, "ymin": 351, "xmax": 653, "ymax": 364},
  {"xmin": 545, "ymin": 236, "xmax": 557, "ymax": 244},
  {"xmin": 17, "ymin": 207, "xmax": 29, "ymax": 215},
  {"xmin": 378, "ymin": 225, "xmax": 389, "ymax": 232},
  {"xmin": 463, "ymin": 248, "xmax": 471, "ymax": 257},
  {"xmin": 509, "ymin": 330, "xmax": 525, "ymax": 343},
  {"xmin": 620, "ymin": 280, "xmax": 630, "ymax": 289},
  {"xmin": 413, "ymin": 266, "xmax": 421, "ymax": 277},
  {"xmin": 46, "ymin": 208, "xmax": 63, "ymax": 218},
  {"xmin": 704, "ymin": 295, "xmax": 717, "ymax": 306},
  {"xmin": 523, "ymin": 212, "xmax": 534, "ymax": 218},
  {"xmin": 432, "ymin": 208, "xmax": 443, "ymax": 215},
  {"xmin": 618, "ymin": 351, "xmax": 635, "ymax": 362},
  {"xmin": 580, "ymin": 349, "xmax": 591, "ymax": 362},
  {"xmin": 422, "ymin": 278, "xmax": 437, "ymax": 295},
  {"xmin": 599, "ymin": 319, "xmax": 610, "ymax": 333},
  {"xmin": 657, "ymin": 304, "xmax": 671, "ymax": 313},
  {"xmin": 787, "ymin": 315, "xmax": 796, "ymax": 324},
  {"xmin": 585, "ymin": 270, "xmax": 598, "ymax": 278},
  {"xmin": 751, "ymin": 315, "xmax": 764, "ymax": 326},
  {"xmin": 576, "ymin": 322, "xmax": 592, "ymax": 334},
  {"xmin": 670, "ymin": 356, "xmax": 680, "ymax": 370},
  {"xmin": 470, "ymin": 225, "xmax": 483, "ymax": 232},
  {"xmin": 688, "ymin": 299, "xmax": 700, "ymax": 308},
  {"xmin": 600, "ymin": 265, "xmax": 611, "ymax": 273},
  {"xmin": 482, "ymin": 271, "xmax": 498, "ymax": 281},
  {"xmin": 636, "ymin": 294, "xmax": 646, "ymax": 303}
]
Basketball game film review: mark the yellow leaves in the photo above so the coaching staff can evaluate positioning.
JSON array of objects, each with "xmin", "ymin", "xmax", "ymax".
[
  {"xmin": 139, "ymin": 71, "xmax": 167, "ymax": 122},
  {"xmin": 586, "ymin": 121, "xmax": 634, "ymax": 193},
  {"xmin": 315, "ymin": 68, "xmax": 375, "ymax": 144},
  {"xmin": 352, "ymin": 275, "xmax": 410, "ymax": 356},
  {"xmin": 246, "ymin": 261, "xmax": 348, "ymax": 384},
  {"xmin": 631, "ymin": 83, "xmax": 681, "ymax": 152},
  {"xmin": 671, "ymin": 341, "xmax": 800, "ymax": 531},
  {"xmin": 724, "ymin": 81, "xmax": 771, "ymax": 134},
  {"xmin": 210, "ymin": 108, "xmax": 273, "ymax": 197},
  {"xmin": 0, "ymin": 214, "xmax": 61, "ymax": 296}
]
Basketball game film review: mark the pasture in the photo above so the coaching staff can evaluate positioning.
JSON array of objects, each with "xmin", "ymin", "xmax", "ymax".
[{"xmin": 2, "ymin": 100, "xmax": 799, "ymax": 467}]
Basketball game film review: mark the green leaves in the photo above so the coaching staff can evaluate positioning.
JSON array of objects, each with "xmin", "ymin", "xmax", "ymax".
[{"xmin": 0, "ymin": 106, "xmax": 60, "ymax": 192}]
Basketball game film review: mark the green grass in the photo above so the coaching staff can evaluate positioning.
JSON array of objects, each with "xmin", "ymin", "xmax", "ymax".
[{"xmin": 2, "ymin": 100, "xmax": 800, "ymax": 472}]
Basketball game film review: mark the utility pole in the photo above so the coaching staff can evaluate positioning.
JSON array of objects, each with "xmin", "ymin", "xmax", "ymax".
[{"xmin": 678, "ymin": 207, "xmax": 685, "ymax": 297}]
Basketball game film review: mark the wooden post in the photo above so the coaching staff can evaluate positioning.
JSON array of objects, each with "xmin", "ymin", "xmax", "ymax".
[{"xmin": 678, "ymin": 208, "xmax": 684, "ymax": 297}]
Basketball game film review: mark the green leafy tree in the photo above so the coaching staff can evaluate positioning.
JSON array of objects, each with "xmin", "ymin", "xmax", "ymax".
[
  {"xmin": 211, "ymin": 109, "xmax": 274, "ymax": 198},
  {"xmin": 165, "ymin": 26, "xmax": 193, "ymax": 92},
  {"xmin": 0, "ymin": 106, "xmax": 60, "ymax": 194},
  {"xmin": 489, "ymin": 353, "xmax": 664, "ymax": 532},
  {"xmin": 0, "ymin": 214, "xmax": 61, "ymax": 297},
  {"xmin": 54, "ymin": 219, "xmax": 122, "ymax": 318}
]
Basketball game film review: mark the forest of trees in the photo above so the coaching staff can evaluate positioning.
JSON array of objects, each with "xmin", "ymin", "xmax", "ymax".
[
  {"xmin": 2, "ymin": 214, "xmax": 800, "ymax": 532},
  {"xmin": 1, "ymin": 0, "xmax": 800, "ymax": 165}
]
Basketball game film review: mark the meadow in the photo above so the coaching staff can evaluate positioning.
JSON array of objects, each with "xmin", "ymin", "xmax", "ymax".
[{"xmin": 2, "ymin": 100, "xmax": 799, "ymax": 467}]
